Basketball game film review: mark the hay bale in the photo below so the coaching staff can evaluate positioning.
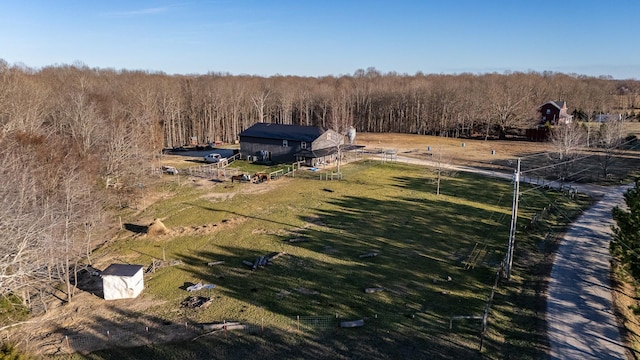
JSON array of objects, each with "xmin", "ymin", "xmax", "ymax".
[{"xmin": 148, "ymin": 218, "xmax": 168, "ymax": 236}]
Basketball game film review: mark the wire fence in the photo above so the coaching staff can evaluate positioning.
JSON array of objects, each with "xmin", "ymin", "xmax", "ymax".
[
  {"xmin": 56, "ymin": 315, "xmax": 340, "ymax": 355},
  {"xmin": 60, "ymin": 323, "xmax": 199, "ymax": 354}
]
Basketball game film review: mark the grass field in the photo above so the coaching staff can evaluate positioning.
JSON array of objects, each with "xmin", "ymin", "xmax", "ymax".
[{"xmin": 42, "ymin": 157, "xmax": 593, "ymax": 359}]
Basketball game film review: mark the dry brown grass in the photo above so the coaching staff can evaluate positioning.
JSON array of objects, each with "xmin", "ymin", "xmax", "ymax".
[
  {"xmin": 356, "ymin": 132, "xmax": 552, "ymax": 163},
  {"xmin": 612, "ymin": 264, "xmax": 640, "ymax": 358}
]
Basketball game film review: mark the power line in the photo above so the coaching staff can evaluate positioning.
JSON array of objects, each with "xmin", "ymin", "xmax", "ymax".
[
  {"xmin": 518, "ymin": 135, "xmax": 637, "ymax": 175},
  {"xmin": 519, "ymin": 166, "xmax": 595, "ymax": 196},
  {"xmin": 520, "ymin": 152, "xmax": 596, "ymax": 174}
]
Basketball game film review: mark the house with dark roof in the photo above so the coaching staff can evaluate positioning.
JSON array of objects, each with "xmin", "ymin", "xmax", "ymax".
[
  {"xmin": 539, "ymin": 101, "xmax": 573, "ymax": 125},
  {"xmin": 239, "ymin": 123, "xmax": 347, "ymax": 165}
]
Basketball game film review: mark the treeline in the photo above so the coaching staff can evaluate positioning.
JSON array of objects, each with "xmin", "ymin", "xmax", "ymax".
[
  {"xmin": 0, "ymin": 59, "xmax": 639, "ymax": 309},
  {"xmin": 3, "ymin": 62, "xmax": 640, "ymax": 149}
]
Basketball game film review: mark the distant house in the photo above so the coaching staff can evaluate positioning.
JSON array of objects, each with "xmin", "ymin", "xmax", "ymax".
[
  {"xmin": 540, "ymin": 101, "xmax": 573, "ymax": 125},
  {"xmin": 239, "ymin": 123, "xmax": 359, "ymax": 165}
]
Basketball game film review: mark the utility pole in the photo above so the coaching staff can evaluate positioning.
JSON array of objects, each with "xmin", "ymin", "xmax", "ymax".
[{"xmin": 506, "ymin": 158, "xmax": 521, "ymax": 279}]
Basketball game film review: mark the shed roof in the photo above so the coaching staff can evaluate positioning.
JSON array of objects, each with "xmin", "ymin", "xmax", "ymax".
[
  {"xmin": 239, "ymin": 123, "xmax": 326, "ymax": 142},
  {"xmin": 101, "ymin": 264, "xmax": 143, "ymax": 277}
]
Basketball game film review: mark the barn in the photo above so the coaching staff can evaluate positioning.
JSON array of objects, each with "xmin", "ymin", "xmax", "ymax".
[
  {"xmin": 101, "ymin": 264, "xmax": 144, "ymax": 300},
  {"xmin": 239, "ymin": 123, "xmax": 345, "ymax": 165}
]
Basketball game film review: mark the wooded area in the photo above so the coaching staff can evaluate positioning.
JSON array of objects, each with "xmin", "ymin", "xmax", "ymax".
[{"xmin": 0, "ymin": 59, "xmax": 639, "ymax": 310}]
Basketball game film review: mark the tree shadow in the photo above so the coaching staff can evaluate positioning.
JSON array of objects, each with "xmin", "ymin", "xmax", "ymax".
[
  {"xmin": 55, "ymin": 166, "xmax": 576, "ymax": 358},
  {"xmin": 124, "ymin": 223, "xmax": 148, "ymax": 234},
  {"xmin": 71, "ymin": 266, "xmax": 104, "ymax": 299},
  {"xmin": 165, "ymin": 174, "xmax": 516, "ymax": 357}
]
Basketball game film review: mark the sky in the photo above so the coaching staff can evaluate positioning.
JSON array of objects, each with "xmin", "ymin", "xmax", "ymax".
[{"xmin": 1, "ymin": 0, "xmax": 639, "ymax": 79}]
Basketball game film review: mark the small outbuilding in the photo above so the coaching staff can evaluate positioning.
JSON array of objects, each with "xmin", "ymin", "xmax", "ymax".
[{"xmin": 101, "ymin": 264, "xmax": 144, "ymax": 300}]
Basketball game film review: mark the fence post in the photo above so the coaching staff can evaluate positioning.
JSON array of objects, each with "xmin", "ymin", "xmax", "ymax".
[
  {"xmin": 261, "ymin": 317, "xmax": 264, "ymax": 333},
  {"xmin": 374, "ymin": 314, "xmax": 378, "ymax": 332},
  {"xmin": 297, "ymin": 315, "xmax": 300, "ymax": 331},
  {"xmin": 65, "ymin": 335, "xmax": 71, "ymax": 353}
]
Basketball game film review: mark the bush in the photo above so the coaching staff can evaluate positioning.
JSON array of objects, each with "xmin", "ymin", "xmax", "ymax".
[
  {"xmin": 611, "ymin": 181, "xmax": 640, "ymax": 279},
  {"xmin": 0, "ymin": 295, "xmax": 29, "ymax": 326},
  {"xmin": 0, "ymin": 342, "xmax": 28, "ymax": 360}
]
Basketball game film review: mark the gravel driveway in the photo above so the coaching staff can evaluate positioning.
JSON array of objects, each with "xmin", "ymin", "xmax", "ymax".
[{"xmin": 547, "ymin": 185, "xmax": 632, "ymax": 359}]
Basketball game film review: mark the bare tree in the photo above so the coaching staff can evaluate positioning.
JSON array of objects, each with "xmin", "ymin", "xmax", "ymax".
[
  {"xmin": 0, "ymin": 146, "xmax": 47, "ymax": 304},
  {"xmin": 548, "ymin": 123, "xmax": 587, "ymax": 183},
  {"xmin": 431, "ymin": 146, "xmax": 456, "ymax": 196},
  {"xmin": 598, "ymin": 116, "xmax": 625, "ymax": 179},
  {"xmin": 484, "ymin": 74, "xmax": 537, "ymax": 140},
  {"xmin": 49, "ymin": 84, "xmax": 104, "ymax": 158},
  {"xmin": 251, "ymin": 89, "xmax": 271, "ymax": 123},
  {"xmin": 0, "ymin": 69, "xmax": 51, "ymax": 134}
]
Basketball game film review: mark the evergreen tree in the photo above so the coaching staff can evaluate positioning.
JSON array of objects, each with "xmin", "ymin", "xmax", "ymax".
[{"xmin": 611, "ymin": 180, "xmax": 640, "ymax": 279}]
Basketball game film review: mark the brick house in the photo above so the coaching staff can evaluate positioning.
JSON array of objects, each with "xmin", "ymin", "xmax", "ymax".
[{"xmin": 539, "ymin": 101, "xmax": 573, "ymax": 125}]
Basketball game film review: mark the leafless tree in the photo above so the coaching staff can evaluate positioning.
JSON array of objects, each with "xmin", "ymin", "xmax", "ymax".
[
  {"xmin": 597, "ymin": 117, "xmax": 625, "ymax": 178},
  {"xmin": 431, "ymin": 146, "xmax": 456, "ymax": 196},
  {"xmin": 0, "ymin": 141, "xmax": 47, "ymax": 303},
  {"xmin": 251, "ymin": 89, "xmax": 271, "ymax": 123},
  {"xmin": 548, "ymin": 123, "xmax": 587, "ymax": 183},
  {"xmin": 484, "ymin": 74, "xmax": 537, "ymax": 140}
]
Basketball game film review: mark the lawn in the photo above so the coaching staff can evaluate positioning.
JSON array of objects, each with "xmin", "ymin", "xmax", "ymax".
[{"xmin": 51, "ymin": 158, "xmax": 591, "ymax": 359}]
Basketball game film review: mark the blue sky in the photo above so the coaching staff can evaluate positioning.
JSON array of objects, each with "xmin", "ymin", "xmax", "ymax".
[{"xmin": 1, "ymin": 1, "xmax": 638, "ymax": 79}]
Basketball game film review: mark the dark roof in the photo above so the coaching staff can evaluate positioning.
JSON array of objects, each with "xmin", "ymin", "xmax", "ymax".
[
  {"xmin": 541, "ymin": 101, "xmax": 565, "ymax": 110},
  {"xmin": 239, "ymin": 123, "xmax": 326, "ymax": 142},
  {"xmin": 101, "ymin": 264, "xmax": 143, "ymax": 277}
]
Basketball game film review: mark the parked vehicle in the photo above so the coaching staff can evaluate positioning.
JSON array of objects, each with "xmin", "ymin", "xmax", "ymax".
[
  {"xmin": 161, "ymin": 166, "xmax": 178, "ymax": 175},
  {"xmin": 203, "ymin": 153, "xmax": 224, "ymax": 163}
]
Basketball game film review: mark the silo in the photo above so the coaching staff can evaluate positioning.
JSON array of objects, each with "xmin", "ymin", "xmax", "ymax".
[{"xmin": 347, "ymin": 126, "xmax": 356, "ymax": 144}]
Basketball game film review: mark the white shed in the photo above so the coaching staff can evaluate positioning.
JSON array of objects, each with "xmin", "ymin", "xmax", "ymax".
[{"xmin": 101, "ymin": 264, "xmax": 144, "ymax": 300}]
